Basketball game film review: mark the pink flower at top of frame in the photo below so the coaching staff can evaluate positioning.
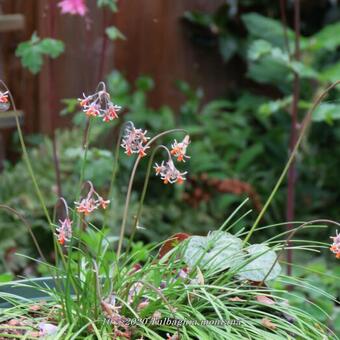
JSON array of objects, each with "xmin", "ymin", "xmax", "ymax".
[{"xmin": 58, "ymin": 0, "xmax": 88, "ymax": 17}]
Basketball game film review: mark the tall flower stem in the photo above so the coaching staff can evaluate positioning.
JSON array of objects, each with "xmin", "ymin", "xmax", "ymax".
[
  {"xmin": 101, "ymin": 122, "xmax": 130, "ymax": 230},
  {"xmin": 244, "ymin": 81, "xmax": 340, "ymax": 245},
  {"xmin": 286, "ymin": 0, "xmax": 301, "ymax": 276},
  {"xmin": 48, "ymin": 0, "xmax": 63, "ymax": 201},
  {"xmin": 116, "ymin": 129, "xmax": 186, "ymax": 258},
  {"xmin": 0, "ymin": 81, "xmax": 74, "ymax": 290},
  {"xmin": 0, "ymin": 81, "xmax": 52, "ymax": 225},
  {"xmin": 126, "ymin": 145, "xmax": 172, "ymax": 253}
]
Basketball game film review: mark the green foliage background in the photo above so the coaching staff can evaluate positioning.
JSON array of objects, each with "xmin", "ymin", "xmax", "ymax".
[{"xmin": 0, "ymin": 0, "xmax": 339, "ymax": 329}]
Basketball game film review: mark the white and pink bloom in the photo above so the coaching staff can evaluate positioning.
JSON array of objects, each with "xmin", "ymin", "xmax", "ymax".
[
  {"xmin": 75, "ymin": 181, "xmax": 110, "ymax": 215},
  {"xmin": 0, "ymin": 91, "xmax": 8, "ymax": 103},
  {"xmin": 121, "ymin": 123, "xmax": 150, "ymax": 157},
  {"xmin": 154, "ymin": 159, "xmax": 187, "ymax": 184},
  {"xmin": 56, "ymin": 217, "xmax": 73, "ymax": 246},
  {"xmin": 330, "ymin": 230, "xmax": 340, "ymax": 259},
  {"xmin": 55, "ymin": 198, "xmax": 73, "ymax": 246},
  {"xmin": 171, "ymin": 135, "xmax": 190, "ymax": 162},
  {"xmin": 58, "ymin": 0, "xmax": 88, "ymax": 17},
  {"xmin": 78, "ymin": 83, "xmax": 121, "ymax": 122},
  {"xmin": 0, "ymin": 90, "xmax": 9, "ymax": 111}
]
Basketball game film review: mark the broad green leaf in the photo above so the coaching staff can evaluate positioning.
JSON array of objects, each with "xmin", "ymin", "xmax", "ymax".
[
  {"xmin": 15, "ymin": 34, "xmax": 44, "ymax": 74},
  {"xmin": 15, "ymin": 33, "xmax": 64, "ymax": 74},
  {"xmin": 289, "ymin": 60, "xmax": 319, "ymax": 79},
  {"xmin": 312, "ymin": 103, "xmax": 340, "ymax": 124},
  {"xmin": 184, "ymin": 231, "xmax": 243, "ymax": 271},
  {"xmin": 242, "ymin": 13, "xmax": 294, "ymax": 48},
  {"xmin": 218, "ymin": 35, "xmax": 238, "ymax": 62},
  {"xmin": 247, "ymin": 56, "xmax": 289, "ymax": 85},
  {"xmin": 309, "ymin": 21, "xmax": 340, "ymax": 52},
  {"xmin": 237, "ymin": 244, "xmax": 281, "ymax": 282},
  {"xmin": 258, "ymin": 96, "xmax": 292, "ymax": 116},
  {"xmin": 106, "ymin": 26, "xmax": 126, "ymax": 41},
  {"xmin": 39, "ymin": 38, "xmax": 65, "ymax": 58},
  {"xmin": 248, "ymin": 40, "xmax": 272, "ymax": 61}
]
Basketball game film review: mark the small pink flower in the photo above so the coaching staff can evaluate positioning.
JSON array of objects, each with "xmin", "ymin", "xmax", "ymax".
[
  {"xmin": 58, "ymin": 0, "xmax": 88, "ymax": 16},
  {"xmin": 56, "ymin": 218, "xmax": 73, "ymax": 246},
  {"xmin": 85, "ymin": 103, "xmax": 100, "ymax": 117},
  {"xmin": 0, "ymin": 91, "xmax": 9, "ymax": 103},
  {"xmin": 330, "ymin": 230, "xmax": 340, "ymax": 259},
  {"xmin": 75, "ymin": 181, "xmax": 110, "ymax": 215},
  {"xmin": 75, "ymin": 197, "xmax": 97, "ymax": 215},
  {"xmin": 103, "ymin": 104, "xmax": 120, "ymax": 122},
  {"xmin": 98, "ymin": 196, "xmax": 110, "ymax": 209},
  {"xmin": 121, "ymin": 123, "xmax": 150, "ymax": 157},
  {"xmin": 78, "ymin": 83, "xmax": 121, "ymax": 122},
  {"xmin": 154, "ymin": 159, "xmax": 187, "ymax": 184},
  {"xmin": 55, "ymin": 198, "xmax": 73, "ymax": 246},
  {"xmin": 171, "ymin": 135, "xmax": 190, "ymax": 162}
]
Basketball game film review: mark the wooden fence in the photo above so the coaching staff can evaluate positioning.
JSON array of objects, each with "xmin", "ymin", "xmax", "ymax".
[{"xmin": 0, "ymin": 0, "xmax": 228, "ymax": 161}]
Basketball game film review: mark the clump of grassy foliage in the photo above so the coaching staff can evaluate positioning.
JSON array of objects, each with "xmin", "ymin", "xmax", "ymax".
[{"xmin": 0, "ymin": 80, "xmax": 339, "ymax": 339}]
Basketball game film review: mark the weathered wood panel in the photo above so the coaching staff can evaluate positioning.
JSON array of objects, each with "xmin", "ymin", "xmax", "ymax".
[
  {"xmin": 114, "ymin": 0, "xmax": 228, "ymax": 110},
  {"xmin": 1, "ymin": 0, "xmax": 230, "ymax": 137}
]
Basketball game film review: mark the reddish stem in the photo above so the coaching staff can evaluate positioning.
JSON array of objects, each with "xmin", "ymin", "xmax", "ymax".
[
  {"xmin": 286, "ymin": 0, "xmax": 301, "ymax": 276},
  {"xmin": 48, "ymin": 0, "xmax": 63, "ymax": 199}
]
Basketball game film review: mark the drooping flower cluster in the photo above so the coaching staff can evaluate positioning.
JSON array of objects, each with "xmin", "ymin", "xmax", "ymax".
[
  {"xmin": 58, "ymin": 0, "xmax": 88, "ymax": 16},
  {"xmin": 75, "ymin": 181, "xmax": 110, "ymax": 215},
  {"xmin": 56, "ymin": 217, "xmax": 73, "ymax": 246},
  {"xmin": 330, "ymin": 231, "xmax": 340, "ymax": 259},
  {"xmin": 55, "ymin": 183, "xmax": 109, "ymax": 246},
  {"xmin": 55, "ymin": 198, "xmax": 73, "ymax": 246},
  {"xmin": 121, "ymin": 123, "xmax": 150, "ymax": 157},
  {"xmin": 154, "ymin": 135, "xmax": 190, "ymax": 185},
  {"xmin": 0, "ymin": 91, "xmax": 8, "ymax": 103},
  {"xmin": 171, "ymin": 135, "xmax": 190, "ymax": 162},
  {"xmin": 154, "ymin": 159, "xmax": 187, "ymax": 184},
  {"xmin": 78, "ymin": 84, "xmax": 121, "ymax": 122}
]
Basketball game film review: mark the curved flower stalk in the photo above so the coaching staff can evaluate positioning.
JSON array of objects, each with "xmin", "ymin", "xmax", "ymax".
[
  {"xmin": 75, "ymin": 181, "xmax": 110, "ymax": 215},
  {"xmin": 78, "ymin": 82, "xmax": 121, "ymax": 122},
  {"xmin": 330, "ymin": 230, "xmax": 340, "ymax": 259},
  {"xmin": 126, "ymin": 144, "xmax": 187, "ymax": 254},
  {"xmin": 116, "ymin": 129, "xmax": 188, "ymax": 257},
  {"xmin": 58, "ymin": 0, "xmax": 88, "ymax": 16},
  {"xmin": 121, "ymin": 122, "xmax": 150, "ymax": 157},
  {"xmin": 244, "ymin": 80, "xmax": 340, "ymax": 245},
  {"xmin": 56, "ymin": 198, "xmax": 73, "ymax": 246}
]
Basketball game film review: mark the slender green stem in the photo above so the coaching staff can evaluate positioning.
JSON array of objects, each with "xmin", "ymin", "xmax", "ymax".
[
  {"xmin": 126, "ymin": 145, "xmax": 172, "ymax": 253},
  {"xmin": 0, "ymin": 204, "xmax": 47, "ymax": 265},
  {"xmin": 116, "ymin": 129, "xmax": 186, "ymax": 258},
  {"xmin": 102, "ymin": 122, "xmax": 133, "ymax": 230},
  {"xmin": 261, "ymin": 219, "xmax": 340, "ymax": 285},
  {"xmin": 244, "ymin": 81, "xmax": 340, "ymax": 245},
  {"xmin": 0, "ymin": 81, "xmax": 52, "ymax": 225},
  {"xmin": 0, "ymin": 81, "xmax": 78, "ymax": 305}
]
